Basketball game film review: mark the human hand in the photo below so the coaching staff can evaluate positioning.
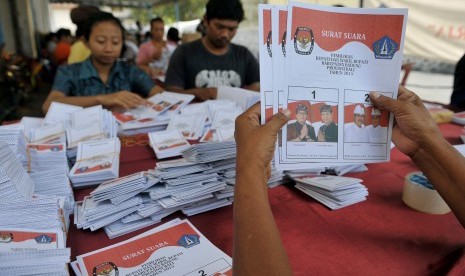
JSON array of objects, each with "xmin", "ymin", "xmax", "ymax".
[
  {"xmin": 97, "ymin": 91, "xmax": 148, "ymax": 110},
  {"xmin": 235, "ymin": 103, "xmax": 290, "ymax": 180},
  {"xmin": 369, "ymin": 86, "xmax": 442, "ymax": 157},
  {"xmin": 317, "ymin": 129, "xmax": 325, "ymax": 142},
  {"xmin": 300, "ymin": 124, "xmax": 309, "ymax": 140},
  {"xmin": 195, "ymin": 88, "xmax": 217, "ymax": 101}
]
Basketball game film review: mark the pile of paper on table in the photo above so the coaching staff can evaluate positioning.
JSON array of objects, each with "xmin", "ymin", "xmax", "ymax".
[
  {"xmin": 71, "ymin": 219, "xmax": 232, "ymax": 276},
  {"xmin": 0, "ymin": 142, "xmax": 71, "ymax": 275},
  {"xmin": 69, "ymin": 138, "xmax": 121, "ymax": 188},
  {"xmin": 148, "ymin": 129, "xmax": 191, "ymax": 159},
  {"xmin": 0, "ymin": 124, "xmax": 28, "ymax": 168},
  {"xmin": 66, "ymin": 105, "xmax": 117, "ymax": 161},
  {"xmin": 114, "ymin": 92, "xmax": 195, "ymax": 135},
  {"xmin": 73, "ymin": 172, "xmax": 161, "ymax": 237},
  {"xmin": 293, "ymin": 175, "xmax": 368, "ymax": 210}
]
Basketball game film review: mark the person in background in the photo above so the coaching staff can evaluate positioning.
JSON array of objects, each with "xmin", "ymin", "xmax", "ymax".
[
  {"xmin": 317, "ymin": 104, "xmax": 338, "ymax": 142},
  {"xmin": 42, "ymin": 12, "xmax": 162, "ymax": 114},
  {"xmin": 164, "ymin": 0, "xmax": 259, "ymax": 101},
  {"xmin": 166, "ymin": 27, "xmax": 181, "ymax": 48},
  {"xmin": 68, "ymin": 5, "xmax": 100, "ymax": 64},
  {"xmin": 233, "ymin": 86, "xmax": 465, "ymax": 275},
  {"xmin": 137, "ymin": 17, "xmax": 175, "ymax": 78},
  {"xmin": 54, "ymin": 28, "xmax": 72, "ymax": 65},
  {"xmin": 122, "ymin": 31, "xmax": 139, "ymax": 64},
  {"xmin": 450, "ymin": 52, "xmax": 465, "ymax": 110},
  {"xmin": 46, "ymin": 32, "xmax": 58, "ymax": 59}
]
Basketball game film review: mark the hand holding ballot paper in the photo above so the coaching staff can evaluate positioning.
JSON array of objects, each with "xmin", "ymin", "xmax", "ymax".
[{"xmin": 259, "ymin": 3, "xmax": 408, "ymax": 169}]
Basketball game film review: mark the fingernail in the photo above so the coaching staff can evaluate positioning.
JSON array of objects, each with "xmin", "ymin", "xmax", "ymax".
[
  {"xmin": 282, "ymin": 109, "xmax": 291, "ymax": 118},
  {"xmin": 370, "ymin": 91, "xmax": 381, "ymax": 98}
]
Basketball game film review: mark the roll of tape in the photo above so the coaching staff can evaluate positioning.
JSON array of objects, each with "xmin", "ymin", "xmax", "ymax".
[{"xmin": 402, "ymin": 172, "xmax": 451, "ymax": 215}]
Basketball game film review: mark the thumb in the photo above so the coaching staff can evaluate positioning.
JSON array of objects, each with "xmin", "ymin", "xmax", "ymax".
[
  {"xmin": 369, "ymin": 91, "xmax": 397, "ymax": 113},
  {"xmin": 264, "ymin": 109, "xmax": 290, "ymax": 133}
]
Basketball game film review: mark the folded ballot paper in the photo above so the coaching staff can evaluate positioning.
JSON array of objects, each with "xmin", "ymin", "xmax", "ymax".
[
  {"xmin": 69, "ymin": 138, "xmax": 121, "ymax": 188},
  {"xmin": 114, "ymin": 92, "xmax": 195, "ymax": 134},
  {"xmin": 0, "ymin": 124, "xmax": 28, "ymax": 168},
  {"xmin": 72, "ymin": 219, "xmax": 232, "ymax": 276},
  {"xmin": 293, "ymin": 175, "xmax": 368, "ymax": 210},
  {"xmin": 148, "ymin": 129, "xmax": 191, "ymax": 159}
]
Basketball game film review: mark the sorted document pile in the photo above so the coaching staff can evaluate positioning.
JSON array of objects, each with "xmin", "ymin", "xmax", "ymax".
[
  {"xmin": 74, "ymin": 172, "xmax": 161, "ymax": 236},
  {"xmin": 0, "ymin": 124, "xmax": 28, "ymax": 168},
  {"xmin": 148, "ymin": 129, "xmax": 191, "ymax": 159},
  {"xmin": 66, "ymin": 105, "xmax": 117, "ymax": 160},
  {"xmin": 69, "ymin": 138, "xmax": 121, "ymax": 188},
  {"xmin": 114, "ymin": 92, "xmax": 195, "ymax": 135},
  {"xmin": 0, "ymin": 229, "xmax": 71, "ymax": 276},
  {"xmin": 0, "ymin": 142, "xmax": 71, "ymax": 275},
  {"xmin": 71, "ymin": 219, "xmax": 232, "ymax": 276},
  {"xmin": 26, "ymin": 143, "xmax": 68, "ymax": 172},
  {"xmin": 293, "ymin": 175, "xmax": 368, "ymax": 210}
]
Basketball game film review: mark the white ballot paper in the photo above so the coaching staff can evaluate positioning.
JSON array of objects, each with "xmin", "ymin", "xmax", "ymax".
[
  {"xmin": 75, "ymin": 219, "xmax": 232, "ymax": 276},
  {"xmin": 265, "ymin": 3, "xmax": 407, "ymax": 170}
]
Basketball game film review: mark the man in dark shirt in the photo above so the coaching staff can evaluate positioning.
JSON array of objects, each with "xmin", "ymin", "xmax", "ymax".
[
  {"xmin": 317, "ymin": 104, "xmax": 338, "ymax": 142},
  {"xmin": 164, "ymin": 0, "xmax": 259, "ymax": 101}
]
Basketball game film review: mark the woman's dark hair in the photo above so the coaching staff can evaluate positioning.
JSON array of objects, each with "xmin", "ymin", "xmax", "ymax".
[
  {"xmin": 205, "ymin": 0, "xmax": 244, "ymax": 22},
  {"xmin": 83, "ymin": 12, "xmax": 125, "ymax": 42}
]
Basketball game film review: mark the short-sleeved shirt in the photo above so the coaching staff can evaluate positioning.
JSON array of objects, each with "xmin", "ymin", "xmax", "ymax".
[
  {"xmin": 52, "ymin": 58, "xmax": 155, "ymax": 97},
  {"xmin": 136, "ymin": 41, "xmax": 175, "ymax": 73},
  {"xmin": 165, "ymin": 39, "xmax": 259, "ymax": 89}
]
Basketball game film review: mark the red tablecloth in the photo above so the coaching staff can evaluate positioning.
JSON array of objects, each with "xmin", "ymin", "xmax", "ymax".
[{"xmin": 69, "ymin": 125, "xmax": 465, "ymax": 275}]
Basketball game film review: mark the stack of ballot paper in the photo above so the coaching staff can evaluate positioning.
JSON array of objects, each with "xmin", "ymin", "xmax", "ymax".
[
  {"xmin": 166, "ymin": 113, "xmax": 206, "ymax": 140},
  {"xmin": 26, "ymin": 143, "xmax": 68, "ymax": 172},
  {"xmin": 114, "ymin": 92, "xmax": 195, "ymax": 135},
  {"xmin": 258, "ymin": 4, "xmax": 407, "ymax": 170},
  {"xmin": 74, "ymin": 172, "xmax": 160, "ymax": 233},
  {"xmin": 72, "ymin": 219, "xmax": 232, "ymax": 276},
  {"xmin": 0, "ymin": 228, "xmax": 70, "ymax": 276},
  {"xmin": 148, "ymin": 129, "xmax": 191, "ymax": 159},
  {"xmin": 0, "ymin": 141, "xmax": 35, "ymax": 201},
  {"xmin": 69, "ymin": 138, "xmax": 121, "ymax": 188},
  {"xmin": 0, "ymin": 124, "xmax": 28, "ymax": 168},
  {"xmin": 182, "ymin": 141, "xmax": 237, "ymax": 163},
  {"xmin": 293, "ymin": 175, "xmax": 368, "ymax": 210},
  {"xmin": 43, "ymin": 102, "xmax": 83, "ymax": 127}
]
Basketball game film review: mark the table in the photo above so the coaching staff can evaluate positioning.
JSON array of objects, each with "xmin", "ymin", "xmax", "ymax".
[{"xmin": 68, "ymin": 124, "xmax": 465, "ymax": 275}]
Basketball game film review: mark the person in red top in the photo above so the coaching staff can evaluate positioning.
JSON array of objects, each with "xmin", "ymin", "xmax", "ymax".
[{"xmin": 54, "ymin": 28, "xmax": 72, "ymax": 65}]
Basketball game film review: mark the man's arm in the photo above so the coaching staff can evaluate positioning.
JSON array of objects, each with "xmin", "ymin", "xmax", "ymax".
[{"xmin": 234, "ymin": 103, "xmax": 292, "ymax": 276}]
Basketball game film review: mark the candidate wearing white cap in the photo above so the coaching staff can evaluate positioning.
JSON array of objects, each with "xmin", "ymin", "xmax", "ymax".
[
  {"xmin": 367, "ymin": 108, "xmax": 387, "ymax": 143},
  {"xmin": 344, "ymin": 104, "xmax": 369, "ymax": 143}
]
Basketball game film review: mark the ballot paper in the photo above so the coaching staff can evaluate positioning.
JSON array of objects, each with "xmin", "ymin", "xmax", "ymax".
[
  {"xmin": 69, "ymin": 138, "xmax": 121, "ymax": 188},
  {"xmin": 217, "ymin": 86, "xmax": 260, "ymax": 111},
  {"xmin": 294, "ymin": 175, "xmax": 368, "ymax": 209},
  {"xmin": 148, "ymin": 130, "xmax": 191, "ymax": 159},
  {"xmin": 259, "ymin": 4, "xmax": 275, "ymax": 124},
  {"xmin": 29, "ymin": 122, "xmax": 66, "ymax": 144},
  {"xmin": 167, "ymin": 113, "xmax": 206, "ymax": 140},
  {"xmin": 114, "ymin": 92, "xmax": 194, "ymax": 133},
  {"xmin": 43, "ymin": 102, "xmax": 83, "ymax": 127},
  {"xmin": 74, "ymin": 219, "xmax": 232, "ymax": 276},
  {"xmin": 261, "ymin": 3, "xmax": 407, "ymax": 170}
]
